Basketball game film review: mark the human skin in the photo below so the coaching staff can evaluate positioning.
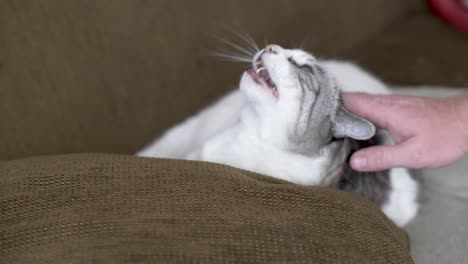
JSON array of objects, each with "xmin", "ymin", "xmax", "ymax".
[{"xmin": 342, "ymin": 92, "xmax": 468, "ymax": 172}]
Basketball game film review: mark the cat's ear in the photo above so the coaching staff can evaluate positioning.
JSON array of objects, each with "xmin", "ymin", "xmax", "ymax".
[{"xmin": 332, "ymin": 105, "xmax": 375, "ymax": 140}]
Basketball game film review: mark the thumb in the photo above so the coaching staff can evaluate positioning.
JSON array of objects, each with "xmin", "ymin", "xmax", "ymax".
[{"xmin": 349, "ymin": 143, "xmax": 414, "ymax": 171}]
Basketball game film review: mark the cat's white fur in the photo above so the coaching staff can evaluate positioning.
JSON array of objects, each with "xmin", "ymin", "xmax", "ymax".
[{"xmin": 138, "ymin": 50, "xmax": 418, "ymax": 227}]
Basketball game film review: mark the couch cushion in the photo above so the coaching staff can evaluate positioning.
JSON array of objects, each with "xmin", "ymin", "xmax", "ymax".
[
  {"xmin": 0, "ymin": 154, "xmax": 413, "ymax": 263},
  {"xmin": 349, "ymin": 13, "xmax": 468, "ymax": 87}
]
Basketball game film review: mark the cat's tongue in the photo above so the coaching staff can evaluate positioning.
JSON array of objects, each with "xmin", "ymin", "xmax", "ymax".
[{"xmin": 247, "ymin": 68, "xmax": 270, "ymax": 90}]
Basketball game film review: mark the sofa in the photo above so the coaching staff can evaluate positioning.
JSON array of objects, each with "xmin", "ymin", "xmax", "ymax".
[{"xmin": 1, "ymin": 1, "xmax": 467, "ymax": 263}]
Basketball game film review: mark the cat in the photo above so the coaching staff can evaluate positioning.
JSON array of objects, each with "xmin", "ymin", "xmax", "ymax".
[{"xmin": 138, "ymin": 44, "xmax": 419, "ymax": 227}]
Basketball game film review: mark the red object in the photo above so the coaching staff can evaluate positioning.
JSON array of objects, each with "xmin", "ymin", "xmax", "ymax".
[{"xmin": 428, "ymin": 0, "xmax": 468, "ymax": 33}]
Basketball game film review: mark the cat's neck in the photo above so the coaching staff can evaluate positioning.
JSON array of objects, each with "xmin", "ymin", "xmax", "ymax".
[{"xmin": 238, "ymin": 104, "xmax": 298, "ymax": 148}]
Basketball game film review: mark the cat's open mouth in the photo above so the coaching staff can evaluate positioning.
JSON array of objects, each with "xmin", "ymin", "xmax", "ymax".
[{"xmin": 247, "ymin": 59, "xmax": 278, "ymax": 97}]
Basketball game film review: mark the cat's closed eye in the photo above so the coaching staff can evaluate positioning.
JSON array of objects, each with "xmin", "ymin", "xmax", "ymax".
[
  {"xmin": 287, "ymin": 57, "xmax": 299, "ymax": 66},
  {"xmin": 288, "ymin": 57, "xmax": 316, "ymax": 74}
]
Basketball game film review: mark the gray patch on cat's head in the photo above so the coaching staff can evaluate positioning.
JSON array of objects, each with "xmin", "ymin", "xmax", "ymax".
[
  {"xmin": 288, "ymin": 62, "xmax": 375, "ymax": 155},
  {"xmin": 288, "ymin": 63, "xmax": 337, "ymax": 154}
]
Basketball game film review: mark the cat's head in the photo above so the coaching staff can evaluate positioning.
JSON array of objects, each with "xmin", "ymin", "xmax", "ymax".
[{"xmin": 239, "ymin": 45, "xmax": 375, "ymax": 153}]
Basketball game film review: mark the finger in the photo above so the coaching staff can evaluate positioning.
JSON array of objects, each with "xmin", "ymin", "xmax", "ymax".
[
  {"xmin": 341, "ymin": 92, "xmax": 400, "ymax": 129},
  {"xmin": 349, "ymin": 142, "xmax": 415, "ymax": 172}
]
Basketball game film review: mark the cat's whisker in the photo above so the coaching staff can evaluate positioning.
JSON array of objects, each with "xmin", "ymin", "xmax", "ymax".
[
  {"xmin": 211, "ymin": 52, "xmax": 253, "ymax": 63},
  {"xmin": 233, "ymin": 31, "xmax": 260, "ymax": 54},
  {"xmin": 215, "ymin": 37, "xmax": 255, "ymax": 58},
  {"xmin": 244, "ymin": 33, "xmax": 260, "ymax": 52},
  {"xmin": 212, "ymin": 47, "xmax": 253, "ymax": 60}
]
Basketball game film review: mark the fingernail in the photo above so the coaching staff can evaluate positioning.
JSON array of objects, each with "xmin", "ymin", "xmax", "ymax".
[{"xmin": 352, "ymin": 155, "xmax": 367, "ymax": 169}]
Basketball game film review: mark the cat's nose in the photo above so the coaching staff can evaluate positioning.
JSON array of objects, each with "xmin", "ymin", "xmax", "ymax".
[{"xmin": 265, "ymin": 44, "xmax": 281, "ymax": 54}]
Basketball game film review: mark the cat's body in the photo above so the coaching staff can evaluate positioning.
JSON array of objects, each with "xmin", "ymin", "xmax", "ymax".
[{"xmin": 138, "ymin": 46, "xmax": 419, "ymax": 227}]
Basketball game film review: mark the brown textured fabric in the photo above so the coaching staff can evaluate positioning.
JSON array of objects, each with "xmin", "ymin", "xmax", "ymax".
[
  {"xmin": 0, "ymin": 1, "xmax": 457, "ymax": 263},
  {"xmin": 0, "ymin": 0, "xmax": 414, "ymax": 160},
  {"xmin": 350, "ymin": 13, "xmax": 468, "ymax": 87},
  {"xmin": 0, "ymin": 154, "xmax": 413, "ymax": 263}
]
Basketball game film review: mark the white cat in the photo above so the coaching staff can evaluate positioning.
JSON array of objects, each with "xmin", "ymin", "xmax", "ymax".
[{"xmin": 138, "ymin": 45, "xmax": 419, "ymax": 227}]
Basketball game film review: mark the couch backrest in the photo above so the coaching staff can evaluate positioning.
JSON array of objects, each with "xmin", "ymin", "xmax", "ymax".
[{"xmin": 0, "ymin": 0, "xmax": 420, "ymax": 160}]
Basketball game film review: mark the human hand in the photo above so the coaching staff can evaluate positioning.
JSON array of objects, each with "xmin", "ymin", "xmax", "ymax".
[{"xmin": 342, "ymin": 92, "xmax": 468, "ymax": 171}]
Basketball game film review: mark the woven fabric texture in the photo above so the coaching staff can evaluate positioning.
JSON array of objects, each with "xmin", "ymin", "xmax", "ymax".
[{"xmin": 1, "ymin": 154, "xmax": 413, "ymax": 263}]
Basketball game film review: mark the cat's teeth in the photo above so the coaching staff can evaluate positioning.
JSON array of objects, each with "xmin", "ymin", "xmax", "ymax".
[{"xmin": 256, "ymin": 67, "xmax": 265, "ymax": 74}]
